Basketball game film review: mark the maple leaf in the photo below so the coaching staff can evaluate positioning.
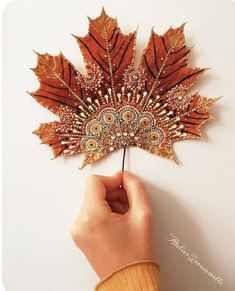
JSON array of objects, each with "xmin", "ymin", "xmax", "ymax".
[{"xmin": 29, "ymin": 8, "xmax": 219, "ymax": 168}]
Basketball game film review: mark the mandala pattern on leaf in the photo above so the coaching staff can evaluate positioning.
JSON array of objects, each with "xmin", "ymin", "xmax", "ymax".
[{"xmin": 29, "ymin": 8, "xmax": 219, "ymax": 168}]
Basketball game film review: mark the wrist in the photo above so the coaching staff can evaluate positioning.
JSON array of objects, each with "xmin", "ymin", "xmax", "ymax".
[{"xmin": 95, "ymin": 260, "xmax": 161, "ymax": 291}]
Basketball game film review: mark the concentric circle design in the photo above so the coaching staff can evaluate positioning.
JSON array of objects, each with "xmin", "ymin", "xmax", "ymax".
[
  {"xmin": 77, "ymin": 63, "xmax": 103, "ymax": 90},
  {"xmin": 100, "ymin": 108, "xmax": 117, "ymax": 125},
  {"xmin": 86, "ymin": 139, "xmax": 98, "ymax": 151},
  {"xmin": 119, "ymin": 106, "xmax": 138, "ymax": 124},
  {"xmin": 167, "ymin": 85, "xmax": 192, "ymax": 110},
  {"xmin": 86, "ymin": 120, "xmax": 102, "ymax": 135},
  {"xmin": 90, "ymin": 123, "xmax": 102, "ymax": 134},
  {"xmin": 81, "ymin": 105, "xmax": 166, "ymax": 155},
  {"xmin": 148, "ymin": 128, "xmax": 165, "ymax": 146},
  {"xmin": 58, "ymin": 112, "xmax": 69, "ymax": 123},
  {"xmin": 123, "ymin": 65, "xmax": 147, "ymax": 90},
  {"xmin": 122, "ymin": 111, "xmax": 134, "ymax": 122},
  {"xmin": 104, "ymin": 113, "xmax": 115, "ymax": 124},
  {"xmin": 139, "ymin": 112, "xmax": 155, "ymax": 130}
]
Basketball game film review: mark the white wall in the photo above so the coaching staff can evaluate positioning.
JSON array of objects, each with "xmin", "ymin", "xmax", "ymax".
[{"xmin": 3, "ymin": 0, "xmax": 235, "ymax": 290}]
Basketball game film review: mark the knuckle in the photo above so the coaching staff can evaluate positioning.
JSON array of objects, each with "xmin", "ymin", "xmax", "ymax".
[
  {"xmin": 71, "ymin": 223, "xmax": 83, "ymax": 245},
  {"xmin": 71, "ymin": 223, "xmax": 79, "ymax": 239},
  {"xmin": 87, "ymin": 174, "xmax": 97, "ymax": 184},
  {"xmin": 135, "ymin": 180, "xmax": 146, "ymax": 191},
  {"xmin": 81, "ymin": 213, "xmax": 96, "ymax": 231},
  {"xmin": 139, "ymin": 209, "xmax": 153, "ymax": 222},
  {"xmin": 71, "ymin": 215, "xmax": 93, "ymax": 245}
]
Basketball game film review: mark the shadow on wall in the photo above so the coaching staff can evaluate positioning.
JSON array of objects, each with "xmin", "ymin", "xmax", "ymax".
[{"xmin": 146, "ymin": 182, "xmax": 228, "ymax": 291}]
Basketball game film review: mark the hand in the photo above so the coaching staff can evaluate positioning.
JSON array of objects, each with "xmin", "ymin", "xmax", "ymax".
[{"xmin": 71, "ymin": 171, "xmax": 155, "ymax": 279}]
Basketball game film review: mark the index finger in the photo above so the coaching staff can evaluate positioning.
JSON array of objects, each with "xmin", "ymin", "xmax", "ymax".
[
  {"xmin": 85, "ymin": 171, "xmax": 123, "ymax": 201},
  {"xmin": 122, "ymin": 171, "xmax": 151, "ymax": 212}
]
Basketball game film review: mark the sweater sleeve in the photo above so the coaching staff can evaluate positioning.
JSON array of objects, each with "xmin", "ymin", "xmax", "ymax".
[{"xmin": 95, "ymin": 261, "xmax": 161, "ymax": 291}]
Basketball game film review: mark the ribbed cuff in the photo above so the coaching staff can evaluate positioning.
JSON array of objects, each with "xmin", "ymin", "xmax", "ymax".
[{"xmin": 95, "ymin": 260, "xmax": 161, "ymax": 291}]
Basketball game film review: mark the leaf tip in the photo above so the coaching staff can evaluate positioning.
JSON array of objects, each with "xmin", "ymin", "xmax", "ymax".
[
  {"xmin": 189, "ymin": 44, "xmax": 196, "ymax": 51},
  {"xmin": 51, "ymin": 153, "xmax": 61, "ymax": 160},
  {"xmin": 204, "ymin": 66, "xmax": 212, "ymax": 71},
  {"xmin": 87, "ymin": 15, "xmax": 92, "ymax": 21},
  {"xmin": 200, "ymin": 136, "xmax": 208, "ymax": 142},
  {"xmin": 214, "ymin": 96, "xmax": 223, "ymax": 102},
  {"xmin": 151, "ymin": 26, "xmax": 155, "ymax": 34},
  {"xmin": 100, "ymin": 6, "xmax": 108, "ymax": 18},
  {"xmin": 26, "ymin": 90, "xmax": 33, "ymax": 96},
  {"xmin": 33, "ymin": 49, "xmax": 39, "ymax": 55},
  {"xmin": 175, "ymin": 159, "xmax": 181, "ymax": 166},
  {"xmin": 135, "ymin": 25, "xmax": 139, "ymax": 34},
  {"xmin": 101, "ymin": 6, "xmax": 106, "ymax": 14},
  {"xmin": 181, "ymin": 21, "xmax": 187, "ymax": 29},
  {"xmin": 170, "ymin": 154, "xmax": 180, "ymax": 165},
  {"xmin": 59, "ymin": 50, "xmax": 65, "ymax": 58},
  {"xmin": 71, "ymin": 33, "xmax": 77, "ymax": 39},
  {"xmin": 210, "ymin": 115, "xmax": 215, "ymax": 121},
  {"xmin": 79, "ymin": 161, "xmax": 86, "ymax": 170}
]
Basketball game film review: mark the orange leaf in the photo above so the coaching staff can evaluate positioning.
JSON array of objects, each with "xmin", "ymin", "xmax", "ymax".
[{"xmin": 29, "ymin": 8, "xmax": 220, "ymax": 167}]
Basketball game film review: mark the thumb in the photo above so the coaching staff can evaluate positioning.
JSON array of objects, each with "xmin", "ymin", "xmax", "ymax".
[{"xmin": 122, "ymin": 171, "xmax": 151, "ymax": 214}]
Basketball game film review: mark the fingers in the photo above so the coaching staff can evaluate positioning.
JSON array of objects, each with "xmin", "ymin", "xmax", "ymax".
[
  {"xmin": 122, "ymin": 171, "xmax": 151, "ymax": 214},
  {"xmin": 107, "ymin": 188, "xmax": 129, "ymax": 214},
  {"xmin": 106, "ymin": 188, "xmax": 129, "ymax": 205},
  {"xmin": 85, "ymin": 171, "xmax": 123, "ymax": 201},
  {"xmin": 84, "ymin": 171, "xmax": 151, "ymax": 218},
  {"xmin": 109, "ymin": 201, "xmax": 129, "ymax": 214}
]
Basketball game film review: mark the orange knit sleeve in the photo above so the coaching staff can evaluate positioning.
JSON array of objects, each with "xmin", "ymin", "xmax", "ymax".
[{"xmin": 95, "ymin": 261, "xmax": 161, "ymax": 291}]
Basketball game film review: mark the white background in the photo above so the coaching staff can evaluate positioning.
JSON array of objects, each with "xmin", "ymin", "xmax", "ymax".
[{"xmin": 2, "ymin": 0, "xmax": 235, "ymax": 290}]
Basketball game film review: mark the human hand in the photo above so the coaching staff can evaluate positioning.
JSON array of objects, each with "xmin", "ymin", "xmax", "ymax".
[{"xmin": 71, "ymin": 171, "xmax": 155, "ymax": 279}]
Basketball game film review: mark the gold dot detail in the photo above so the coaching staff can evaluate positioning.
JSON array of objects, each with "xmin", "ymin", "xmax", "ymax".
[
  {"xmin": 104, "ymin": 113, "xmax": 115, "ymax": 124},
  {"xmin": 86, "ymin": 139, "xmax": 98, "ymax": 151},
  {"xmin": 90, "ymin": 123, "xmax": 102, "ymax": 134},
  {"xmin": 122, "ymin": 111, "xmax": 134, "ymax": 122}
]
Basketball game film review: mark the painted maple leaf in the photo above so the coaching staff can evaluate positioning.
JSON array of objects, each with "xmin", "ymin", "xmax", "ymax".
[{"xmin": 29, "ymin": 8, "xmax": 219, "ymax": 168}]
